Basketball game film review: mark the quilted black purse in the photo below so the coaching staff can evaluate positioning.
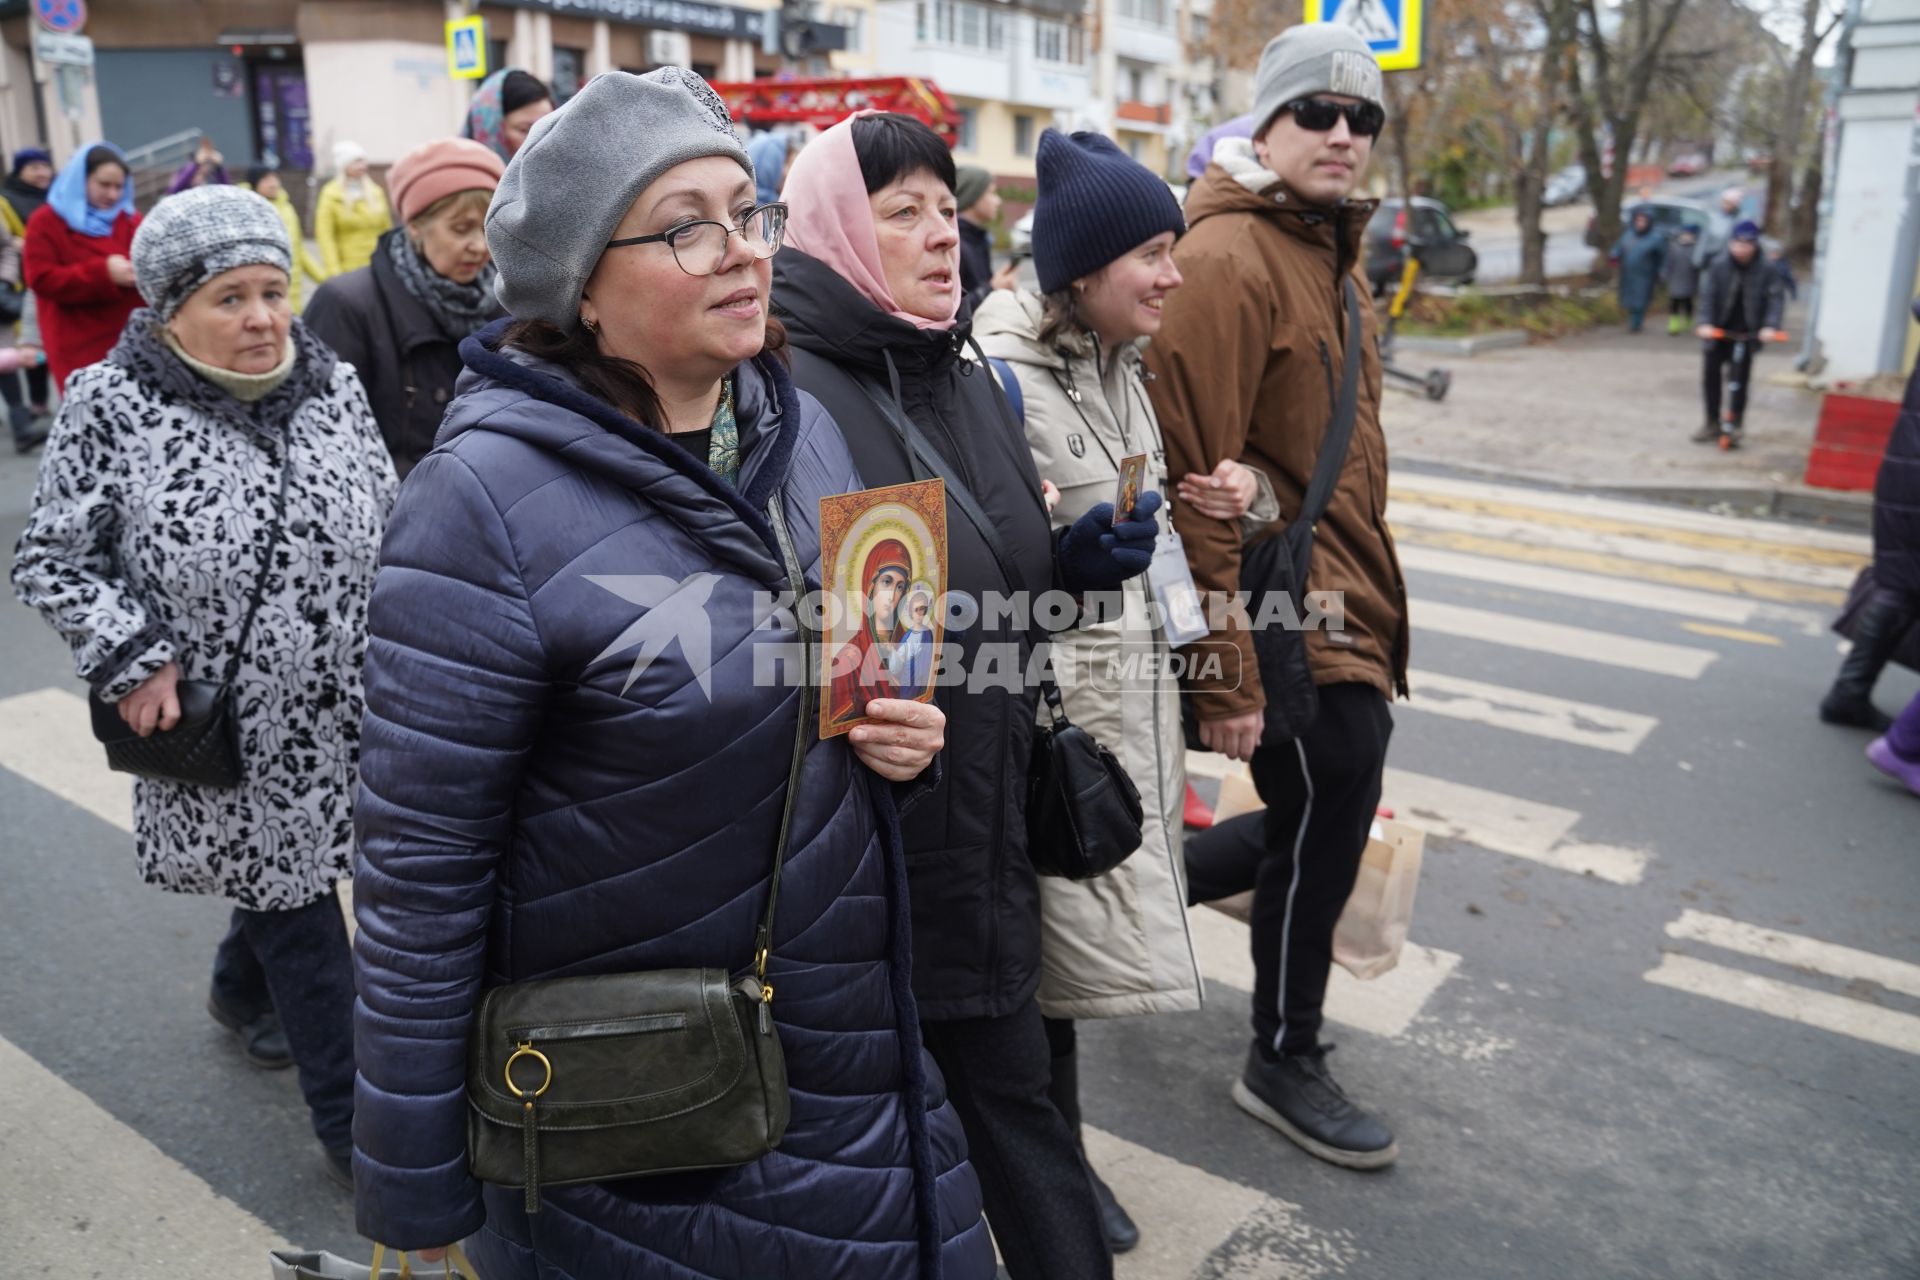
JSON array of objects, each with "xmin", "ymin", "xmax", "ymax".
[
  {"xmin": 88, "ymin": 453, "xmax": 289, "ymax": 789},
  {"xmin": 1027, "ymin": 679, "xmax": 1146, "ymax": 880}
]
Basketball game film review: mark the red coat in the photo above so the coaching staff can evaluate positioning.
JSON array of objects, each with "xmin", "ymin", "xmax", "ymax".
[{"xmin": 23, "ymin": 203, "xmax": 143, "ymax": 390}]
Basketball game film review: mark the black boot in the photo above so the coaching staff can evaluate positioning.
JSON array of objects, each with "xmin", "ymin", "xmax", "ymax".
[
  {"xmin": 9, "ymin": 402, "xmax": 45, "ymax": 455},
  {"xmin": 1232, "ymin": 1041, "xmax": 1398, "ymax": 1170},
  {"xmin": 1046, "ymin": 1028, "xmax": 1140, "ymax": 1254},
  {"xmin": 1821, "ymin": 592, "xmax": 1915, "ymax": 731}
]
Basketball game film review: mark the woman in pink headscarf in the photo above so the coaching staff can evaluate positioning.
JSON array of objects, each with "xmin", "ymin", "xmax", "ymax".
[{"xmin": 771, "ymin": 111, "xmax": 1159, "ymax": 1280}]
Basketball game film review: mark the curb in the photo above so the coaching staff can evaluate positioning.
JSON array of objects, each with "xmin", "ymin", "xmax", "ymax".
[
  {"xmin": 1391, "ymin": 330, "xmax": 1531, "ymax": 357},
  {"xmin": 1393, "ymin": 458, "xmax": 1874, "ymax": 532}
]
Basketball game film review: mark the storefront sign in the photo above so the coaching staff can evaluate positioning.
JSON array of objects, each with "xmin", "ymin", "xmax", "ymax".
[{"xmin": 489, "ymin": 0, "xmax": 768, "ymax": 41}]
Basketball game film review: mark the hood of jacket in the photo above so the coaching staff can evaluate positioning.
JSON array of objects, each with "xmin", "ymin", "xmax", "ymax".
[
  {"xmin": 447, "ymin": 318, "xmax": 803, "ymax": 574},
  {"xmin": 105, "ymin": 307, "xmax": 337, "ymax": 437},
  {"xmin": 773, "ymin": 247, "xmax": 976, "ymax": 383},
  {"xmin": 1186, "ymin": 137, "xmax": 1375, "ymax": 271},
  {"xmin": 970, "ymin": 287, "xmax": 1151, "ymax": 375}
]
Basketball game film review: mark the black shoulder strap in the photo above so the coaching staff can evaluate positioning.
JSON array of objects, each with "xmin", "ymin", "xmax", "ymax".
[
  {"xmin": 1292, "ymin": 278, "xmax": 1365, "ymax": 536},
  {"xmin": 219, "ymin": 439, "xmax": 292, "ymax": 693},
  {"xmin": 755, "ymin": 492, "xmax": 816, "ymax": 981},
  {"xmin": 849, "ymin": 375, "xmax": 1027, "ymax": 599}
]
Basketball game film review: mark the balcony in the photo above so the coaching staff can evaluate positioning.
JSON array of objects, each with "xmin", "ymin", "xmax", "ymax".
[{"xmin": 1115, "ymin": 100, "xmax": 1171, "ymax": 125}]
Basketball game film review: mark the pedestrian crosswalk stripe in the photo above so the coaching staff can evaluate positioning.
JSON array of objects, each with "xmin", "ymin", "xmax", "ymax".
[
  {"xmin": 1390, "ymin": 471, "xmax": 1873, "ymax": 557},
  {"xmin": 1382, "ymin": 767, "xmax": 1648, "ymax": 885},
  {"xmin": 1396, "ymin": 528, "xmax": 1848, "ymax": 608},
  {"xmin": 1665, "ymin": 910, "xmax": 1920, "ymax": 1000},
  {"xmin": 1413, "ymin": 598, "xmax": 1719, "ymax": 679},
  {"xmin": 1643, "ymin": 954, "xmax": 1920, "ymax": 1057},
  {"xmin": 0, "ymin": 1032, "xmax": 290, "ymax": 1273},
  {"xmin": 1405, "ymin": 669, "xmax": 1659, "ymax": 754},
  {"xmin": 0, "ymin": 687, "xmax": 133, "ymax": 834},
  {"xmin": 1084, "ymin": 1125, "xmax": 1362, "ymax": 1279},
  {"xmin": 1392, "ymin": 502, "xmax": 1861, "ymax": 590},
  {"xmin": 1679, "ymin": 621, "xmax": 1784, "ymax": 647},
  {"xmin": 1187, "ymin": 905, "xmax": 1461, "ymax": 1040},
  {"xmin": 1398, "ymin": 545, "xmax": 1763, "ymax": 624}
]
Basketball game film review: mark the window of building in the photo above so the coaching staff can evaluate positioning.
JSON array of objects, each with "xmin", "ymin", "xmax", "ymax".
[
  {"xmin": 1125, "ymin": 63, "xmax": 1146, "ymax": 102},
  {"xmin": 1034, "ymin": 20, "xmax": 1085, "ymax": 63},
  {"xmin": 486, "ymin": 37, "xmax": 510, "ymax": 77},
  {"xmin": 1117, "ymin": 0, "xmax": 1166, "ymax": 24},
  {"xmin": 551, "ymin": 47, "xmax": 585, "ymax": 102},
  {"xmin": 830, "ymin": 6, "xmax": 868, "ymax": 54},
  {"xmin": 1189, "ymin": 13, "xmax": 1209, "ymax": 44},
  {"xmin": 916, "ymin": 0, "xmax": 1006, "ymax": 50},
  {"xmin": 1126, "ymin": 135, "xmax": 1144, "ymax": 161},
  {"xmin": 1014, "ymin": 113, "xmax": 1035, "ymax": 156},
  {"xmin": 955, "ymin": 106, "xmax": 978, "ymax": 151}
]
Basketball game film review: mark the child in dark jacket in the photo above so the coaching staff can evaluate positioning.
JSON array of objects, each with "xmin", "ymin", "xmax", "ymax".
[{"xmin": 1665, "ymin": 227, "xmax": 1700, "ymax": 335}]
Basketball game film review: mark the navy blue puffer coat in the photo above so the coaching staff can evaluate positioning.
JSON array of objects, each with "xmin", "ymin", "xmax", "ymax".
[
  {"xmin": 1873, "ymin": 300, "xmax": 1920, "ymax": 599},
  {"xmin": 350, "ymin": 322, "xmax": 993, "ymax": 1279}
]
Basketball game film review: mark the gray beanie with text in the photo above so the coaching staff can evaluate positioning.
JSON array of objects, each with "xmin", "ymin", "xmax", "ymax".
[
  {"xmin": 1251, "ymin": 25, "xmax": 1385, "ymax": 137},
  {"xmin": 487, "ymin": 67, "xmax": 752, "ymax": 327}
]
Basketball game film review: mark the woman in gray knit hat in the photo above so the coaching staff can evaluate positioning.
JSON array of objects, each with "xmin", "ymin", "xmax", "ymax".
[
  {"xmin": 12, "ymin": 184, "xmax": 396, "ymax": 1189},
  {"xmin": 348, "ymin": 68, "xmax": 992, "ymax": 1280}
]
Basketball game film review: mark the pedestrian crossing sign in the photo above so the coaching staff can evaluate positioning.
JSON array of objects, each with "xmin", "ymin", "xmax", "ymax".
[
  {"xmin": 1304, "ymin": 0, "xmax": 1421, "ymax": 72},
  {"xmin": 446, "ymin": 15, "xmax": 487, "ymax": 81}
]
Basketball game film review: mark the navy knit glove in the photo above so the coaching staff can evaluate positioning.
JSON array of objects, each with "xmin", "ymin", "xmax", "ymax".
[{"xmin": 1058, "ymin": 491, "xmax": 1161, "ymax": 593}]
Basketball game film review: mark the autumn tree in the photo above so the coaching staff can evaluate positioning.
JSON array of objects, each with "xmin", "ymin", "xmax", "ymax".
[{"xmin": 1566, "ymin": 0, "xmax": 1690, "ymax": 252}]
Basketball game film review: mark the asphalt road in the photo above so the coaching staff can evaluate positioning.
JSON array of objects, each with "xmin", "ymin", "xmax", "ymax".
[{"xmin": 1, "ymin": 443, "xmax": 1916, "ymax": 1277}]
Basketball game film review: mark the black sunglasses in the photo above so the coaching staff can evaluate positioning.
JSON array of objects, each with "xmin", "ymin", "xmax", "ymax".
[{"xmin": 1283, "ymin": 98, "xmax": 1385, "ymax": 139}]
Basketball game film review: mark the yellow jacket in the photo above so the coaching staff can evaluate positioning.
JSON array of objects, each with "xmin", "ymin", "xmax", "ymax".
[{"xmin": 313, "ymin": 175, "xmax": 391, "ymax": 279}]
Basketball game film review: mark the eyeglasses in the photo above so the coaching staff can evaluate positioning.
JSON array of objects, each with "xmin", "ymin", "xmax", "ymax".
[
  {"xmin": 606, "ymin": 202, "xmax": 789, "ymax": 277},
  {"xmin": 1283, "ymin": 98, "xmax": 1385, "ymax": 140}
]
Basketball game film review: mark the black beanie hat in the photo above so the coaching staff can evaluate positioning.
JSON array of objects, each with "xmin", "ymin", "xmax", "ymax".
[
  {"xmin": 1030, "ymin": 129, "xmax": 1186, "ymax": 294},
  {"xmin": 501, "ymin": 70, "xmax": 554, "ymax": 115}
]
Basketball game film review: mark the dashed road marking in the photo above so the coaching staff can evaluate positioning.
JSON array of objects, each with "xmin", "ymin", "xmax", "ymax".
[{"xmin": 1680, "ymin": 621, "xmax": 1784, "ymax": 647}]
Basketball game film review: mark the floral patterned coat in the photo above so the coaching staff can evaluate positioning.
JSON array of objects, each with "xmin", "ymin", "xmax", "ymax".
[{"xmin": 11, "ymin": 311, "xmax": 396, "ymax": 910}]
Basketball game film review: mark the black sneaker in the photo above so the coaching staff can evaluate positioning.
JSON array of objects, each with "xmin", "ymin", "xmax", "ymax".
[
  {"xmin": 1689, "ymin": 422, "xmax": 1720, "ymax": 444},
  {"xmin": 323, "ymin": 1143, "xmax": 354, "ymax": 1191},
  {"xmin": 207, "ymin": 990, "xmax": 293, "ymax": 1070},
  {"xmin": 1088, "ymin": 1162, "xmax": 1139, "ymax": 1253},
  {"xmin": 1230, "ymin": 1042, "xmax": 1397, "ymax": 1170}
]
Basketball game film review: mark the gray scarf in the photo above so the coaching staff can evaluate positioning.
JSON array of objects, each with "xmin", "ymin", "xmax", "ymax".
[{"xmin": 386, "ymin": 231, "xmax": 498, "ymax": 343}]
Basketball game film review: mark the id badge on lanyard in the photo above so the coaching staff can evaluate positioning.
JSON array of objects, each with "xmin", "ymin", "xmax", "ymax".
[{"xmin": 1147, "ymin": 518, "xmax": 1209, "ymax": 647}]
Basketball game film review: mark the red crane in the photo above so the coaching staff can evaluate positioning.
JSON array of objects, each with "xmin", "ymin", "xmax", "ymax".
[{"xmin": 710, "ymin": 76, "xmax": 962, "ymax": 146}]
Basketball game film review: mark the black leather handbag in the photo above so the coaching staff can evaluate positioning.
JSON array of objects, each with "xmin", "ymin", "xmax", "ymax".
[
  {"xmin": 465, "ymin": 494, "xmax": 811, "ymax": 1213},
  {"xmin": 1239, "ymin": 278, "xmax": 1365, "ymax": 744},
  {"xmin": 850, "ymin": 371, "xmax": 1148, "ymax": 882},
  {"xmin": 88, "ymin": 454, "xmax": 290, "ymax": 789},
  {"xmin": 1027, "ymin": 679, "xmax": 1145, "ymax": 880}
]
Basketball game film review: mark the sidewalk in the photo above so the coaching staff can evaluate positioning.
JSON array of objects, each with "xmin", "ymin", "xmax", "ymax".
[{"xmin": 1377, "ymin": 296, "xmax": 1873, "ymax": 527}]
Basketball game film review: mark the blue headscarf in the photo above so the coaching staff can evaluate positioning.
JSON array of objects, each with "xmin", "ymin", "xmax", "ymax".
[
  {"xmin": 47, "ymin": 143, "xmax": 134, "ymax": 237},
  {"xmin": 746, "ymin": 131, "xmax": 788, "ymax": 206}
]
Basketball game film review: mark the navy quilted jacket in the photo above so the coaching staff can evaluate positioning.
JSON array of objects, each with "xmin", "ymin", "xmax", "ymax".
[
  {"xmin": 1874, "ymin": 301, "xmax": 1920, "ymax": 598},
  {"xmin": 350, "ymin": 323, "xmax": 993, "ymax": 1279}
]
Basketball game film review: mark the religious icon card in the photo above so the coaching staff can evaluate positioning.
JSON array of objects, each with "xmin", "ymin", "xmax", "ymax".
[
  {"xmin": 817, "ymin": 478, "xmax": 948, "ymax": 739},
  {"xmin": 1115, "ymin": 453, "xmax": 1148, "ymax": 521}
]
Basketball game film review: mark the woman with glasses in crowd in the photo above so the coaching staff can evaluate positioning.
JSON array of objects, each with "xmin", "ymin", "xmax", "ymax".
[{"xmin": 350, "ymin": 70, "xmax": 992, "ymax": 1280}]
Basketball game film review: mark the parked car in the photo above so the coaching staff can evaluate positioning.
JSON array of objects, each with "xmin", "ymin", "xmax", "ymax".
[
  {"xmin": 1746, "ymin": 151, "xmax": 1773, "ymax": 175},
  {"xmin": 1364, "ymin": 197, "xmax": 1477, "ymax": 295},
  {"xmin": 1543, "ymin": 164, "xmax": 1587, "ymax": 207},
  {"xmin": 1584, "ymin": 195, "xmax": 1709, "ymax": 248},
  {"xmin": 1667, "ymin": 152, "xmax": 1708, "ymax": 178}
]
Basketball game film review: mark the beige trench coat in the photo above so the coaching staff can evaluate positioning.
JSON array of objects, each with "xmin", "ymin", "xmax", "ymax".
[{"xmin": 975, "ymin": 288, "xmax": 1213, "ymax": 1020}]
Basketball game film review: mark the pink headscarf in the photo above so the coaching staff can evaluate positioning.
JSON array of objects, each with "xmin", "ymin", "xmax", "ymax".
[{"xmin": 781, "ymin": 111, "xmax": 960, "ymax": 332}]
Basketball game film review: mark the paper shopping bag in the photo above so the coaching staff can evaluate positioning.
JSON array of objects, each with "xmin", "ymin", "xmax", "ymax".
[
  {"xmin": 1331, "ymin": 819, "xmax": 1425, "ymax": 981},
  {"xmin": 269, "ymin": 1243, "xmax": 479, "ymax": 1279}
]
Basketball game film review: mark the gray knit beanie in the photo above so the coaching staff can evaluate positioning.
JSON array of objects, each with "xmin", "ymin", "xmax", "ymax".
[
  {"xmin": 487, "ymin": 67, "xmax": 751, "ymax": 327},
  {"xmin": 1251, "ymin": 25, "xmax": 1384, "ymax": 138},
  {"xmin": 131, "ymin": 186, "xmax": 291, "ymax": 321}
]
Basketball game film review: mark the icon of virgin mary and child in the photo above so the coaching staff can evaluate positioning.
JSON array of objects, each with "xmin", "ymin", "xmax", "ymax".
[{"xmin": 826, "ymin": 538, "xmax": 938, "ymax": 730}]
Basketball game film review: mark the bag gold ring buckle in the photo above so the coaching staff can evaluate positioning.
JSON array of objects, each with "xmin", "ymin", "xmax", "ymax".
[{"xmin": 504, "ymin": 1041, "xmax": 552, "ymax": 1099}]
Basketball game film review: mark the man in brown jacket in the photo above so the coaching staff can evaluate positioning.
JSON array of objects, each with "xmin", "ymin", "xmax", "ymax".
[{"xmin": 1147, "ymin": 22, "xmax": 1410, "ymax": 1171}]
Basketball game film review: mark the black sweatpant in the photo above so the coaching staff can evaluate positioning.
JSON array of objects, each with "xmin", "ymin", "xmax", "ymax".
[
  {"xmin": 1703, "ymin": 336, "xmax": 1756, "ymax": 429},
  {"xmin": 210, "ymin": 892, "xmax": 356, "ymax": 1150},
  {"xmin": 1185, "ymin": 683, "xmax": 1392, "ymax": 1056},
  {"xmin": 922, "ymin": 995, "xmax": 1112, "ymax": 1280},
  {"xmin": 1668, "ymin": 295, "xmax": 1694, "ymax": 320}
]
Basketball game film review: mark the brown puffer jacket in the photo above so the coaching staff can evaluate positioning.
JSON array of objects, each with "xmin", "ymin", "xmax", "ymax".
[{"xmin": 1146, "ymin": 138, "xmax": 1410, "ymax": 720}]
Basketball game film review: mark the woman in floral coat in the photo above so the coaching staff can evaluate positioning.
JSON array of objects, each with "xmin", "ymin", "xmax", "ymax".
[{"xmin": 11, "ymin": 186, "xmax": 396, "ymax": 1188}]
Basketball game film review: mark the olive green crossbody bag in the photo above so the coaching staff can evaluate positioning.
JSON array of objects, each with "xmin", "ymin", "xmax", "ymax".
[{"xmin": 466, "ymin": 495, "xmax": 813, "ymax": 1212}]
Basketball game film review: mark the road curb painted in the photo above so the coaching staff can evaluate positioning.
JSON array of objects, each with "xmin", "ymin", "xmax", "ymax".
[{"xmin": 1393, "ymin": 330, "xmax": 1532, "ymax": 357}]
